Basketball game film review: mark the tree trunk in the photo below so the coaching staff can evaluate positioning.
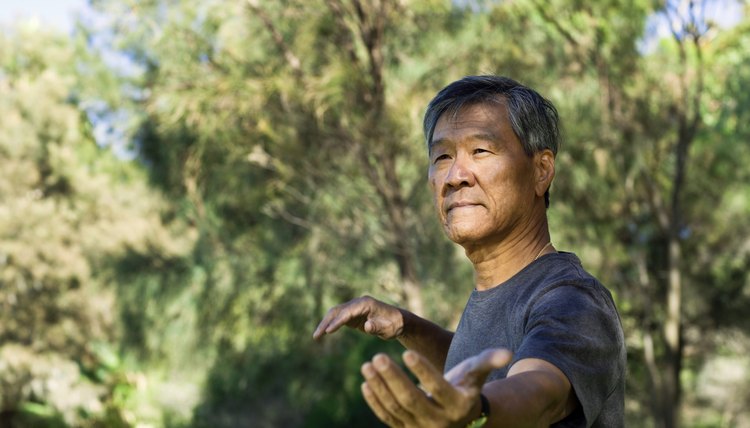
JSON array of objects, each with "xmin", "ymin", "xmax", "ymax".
[{"xmin": 661, "ymin": 236, "xmax": 683, "ymax": 428}]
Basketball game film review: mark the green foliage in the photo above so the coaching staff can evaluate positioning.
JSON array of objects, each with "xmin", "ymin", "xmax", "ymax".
[
  {"xmin": 2, "ymin": 0, "xmax": 750, "ymax": 426},
  {"xmin": 0, "ymin": 20, "xmax": 191, "ymax": 427}
]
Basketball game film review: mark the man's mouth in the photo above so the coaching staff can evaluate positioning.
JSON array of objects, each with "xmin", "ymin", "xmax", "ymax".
[{"xmin": 447, "ymin": 201, "xmax": 480, "ymax": 213}]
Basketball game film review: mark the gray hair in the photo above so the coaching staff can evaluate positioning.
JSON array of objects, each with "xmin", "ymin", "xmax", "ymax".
[{"xmin": 423, "ymin": 75, "xmax": 560, "ymax": 206}]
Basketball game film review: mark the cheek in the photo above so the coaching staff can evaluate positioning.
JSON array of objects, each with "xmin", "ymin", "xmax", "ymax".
[
  {"xmin": 428, "ymin": 176, "xmax": 441, "ymax": 201},
  {"xmin": 434, "ymin": 198, "xmax": 446, "ymax": 224},
  {"xmin": 428, "ymin": 168, "xmax": 441, "ymax": 188}
]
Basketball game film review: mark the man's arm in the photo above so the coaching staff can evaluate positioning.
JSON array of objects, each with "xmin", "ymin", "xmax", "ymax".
[
  {"xmin": 360, "ymin": 349, "xmax": 577, "ymax": 428},
  {"xmin": 397, "ymin": 309, "xmax": 454, "ymax": 371},
  {"xmin": 477, "ymin": 358, "xmax": 578, "ymax": 427},
  {"xmin": 312, "ymin": 295, "xmax": 454, "ymax": 371}
]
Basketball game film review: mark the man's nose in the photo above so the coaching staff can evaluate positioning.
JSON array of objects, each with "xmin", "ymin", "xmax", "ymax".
[{"xmin": 445, "ymin": 156, "xmax": 475, "ymax": 190}]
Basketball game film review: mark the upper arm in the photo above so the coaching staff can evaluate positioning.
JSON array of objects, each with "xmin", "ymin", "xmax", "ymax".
[{"xmin": 515, "ymin": 283, "xmax": 625, "ymax": 424}]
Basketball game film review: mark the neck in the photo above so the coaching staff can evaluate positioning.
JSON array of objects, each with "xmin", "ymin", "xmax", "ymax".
[{"xmin": 465, "ymin": 217, "xmax": 555, "ymax": 291}]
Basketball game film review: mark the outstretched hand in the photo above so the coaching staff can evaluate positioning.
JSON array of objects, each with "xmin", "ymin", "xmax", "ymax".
[
  {"xmin": 313, "ymin": 296, "xmax": 405, "ymax": 341},
  {"xmin": 360, "ymin": 348, "xmax": 512, "ymax": 428}
]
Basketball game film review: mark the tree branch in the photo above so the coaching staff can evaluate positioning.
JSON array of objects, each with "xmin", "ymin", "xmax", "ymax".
[{"xmin": 246, "ymin": 0, "xmax": 303, "ymax": 78}]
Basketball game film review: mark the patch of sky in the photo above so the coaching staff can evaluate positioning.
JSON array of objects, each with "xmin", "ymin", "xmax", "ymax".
[{"xmin": 639, "ymin": 0, "xmax": 744, "ymax": 54}]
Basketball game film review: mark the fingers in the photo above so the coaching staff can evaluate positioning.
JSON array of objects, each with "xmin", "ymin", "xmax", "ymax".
[
  {"xmin": 312, "ymin": 305, "xmax": 343, "ymax": 340},
  {"xmin": 313, "ymin": 296, "xmax": 403, "ymax": 340},
  {"xmin": 402, "ymin": 351, "xmax": 460, "ymax": 408},
  {"xmin": 361, "ymin": 351, "xmax": 507, "ymax": 426},
  {"xmin": 361, "ymin": 382, "xmax": 405, "ymax": 428},
  {"xmin": 361, "ymin": 354, "xmax": 434, "ymax": 425},
  {"xmin": 445, "ymin": 348, "xmax": 513, "ymax": 389},
  {"xmin": 312, "ymin": 298, "xmax": 369, "ymax": 340}
]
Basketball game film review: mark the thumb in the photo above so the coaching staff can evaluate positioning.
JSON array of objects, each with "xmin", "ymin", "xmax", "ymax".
[
  {"xmin": 363, "ymin": 316, "xmax": 399, "ymax": 338},
  {"xmin": 364, "ymin": 319, "xmax": 391, "ymax": 336},
  {"xmin": 364, "ymin": 319, "xmax": 378, "ymax": 334},
  {"xmin": 446, "ymin": 348, "xmax": 513, "ymax": 388},
  {"xmin": 481, "ymin": 348, "xmax": 513, "ymax": 369}
]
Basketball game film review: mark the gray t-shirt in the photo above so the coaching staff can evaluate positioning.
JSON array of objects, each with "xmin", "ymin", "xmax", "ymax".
[{"xmin": 444, "ymin": 252, "xmax": 625, "ymax": 427}]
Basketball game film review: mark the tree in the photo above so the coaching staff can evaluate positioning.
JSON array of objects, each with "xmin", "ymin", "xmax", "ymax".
[
  {"xmin": 82, "ymin": 0, "xmax": 489, "ymax": 424},
  {"xmin": 520, "ymin": 0, "xmax": 750, "ymax": 426},
  {"xmin": 72, "ymin": 0, "xmax": 750, "ymax": 426},
  {"xmin": 0, "ymin": 20, "xmax": 191, "ymax": 426}
]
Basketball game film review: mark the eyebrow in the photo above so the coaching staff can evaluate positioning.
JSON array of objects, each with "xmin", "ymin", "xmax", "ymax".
[{"xmin": 429, "ymin": 132, "xmax": 499, "ymax": 151}]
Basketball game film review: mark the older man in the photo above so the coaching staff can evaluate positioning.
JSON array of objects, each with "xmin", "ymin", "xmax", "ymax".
[{"xmin": 313, "ymin": 75, "xmax": 625, "ymax": 427}]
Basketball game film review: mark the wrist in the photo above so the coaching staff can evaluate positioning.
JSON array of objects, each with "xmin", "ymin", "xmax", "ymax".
[
  {"xmin": 464, "ymin": 393, "xmax": 490, "ymax": 428},
  {"xmin": 396, "ymin": 308, "xmax": 411, "ymax": 339}
]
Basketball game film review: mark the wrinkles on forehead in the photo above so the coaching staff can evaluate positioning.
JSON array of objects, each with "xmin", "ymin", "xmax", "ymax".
[{"xmin": 428, "ymin": 99, "xmax": 512, "ymax": 153}]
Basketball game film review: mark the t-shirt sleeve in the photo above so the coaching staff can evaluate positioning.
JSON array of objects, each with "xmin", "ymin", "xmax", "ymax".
[{"xmin": 513, "ymin": 281, "xmax": 625, "ymax": 426}]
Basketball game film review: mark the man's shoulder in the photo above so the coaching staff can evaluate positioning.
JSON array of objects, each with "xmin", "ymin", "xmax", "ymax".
[
  {"xmin": 469, "ymin": 251, "xmax": 615, "ymax": 316},
  {"xmin": 519, "ymin": 252, "xmax": 603, "ymax": 292},
  {"xmin": 519, "ymin": 252, "xmax": 618, "ymax": 312},
  {"xmin": 533, "ymin": 251, "xmax": 595, "ymax": 280}
]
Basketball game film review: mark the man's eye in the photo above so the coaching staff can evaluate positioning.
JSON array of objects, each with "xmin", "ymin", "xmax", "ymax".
[
  {"xmin": 474, "ymin": 148, "xmax": 490, "ymax": 154},
  {"xmin": 433, "ymin": 154, "xmax": 451, "ymax": 163}
]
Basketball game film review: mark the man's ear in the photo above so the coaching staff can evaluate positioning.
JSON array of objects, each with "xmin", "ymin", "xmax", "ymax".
[{"xmin": 534, "ymin": 149, "xmax": 555, "ymax": 197}]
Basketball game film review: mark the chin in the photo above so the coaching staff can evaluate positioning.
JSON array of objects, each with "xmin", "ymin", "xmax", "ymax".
[{"xmin": 444, "ymin": 224, "xmax": 486, "ymax": 246}]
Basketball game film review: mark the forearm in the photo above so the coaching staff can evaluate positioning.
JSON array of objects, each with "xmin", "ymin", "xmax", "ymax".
[
  {"xmin": 481, "ymin": 369, "xmax": 575, "ymax": 428},
  {"xmin": 396, "ymin": 309, "xmax": 454, "ymax": 371}
]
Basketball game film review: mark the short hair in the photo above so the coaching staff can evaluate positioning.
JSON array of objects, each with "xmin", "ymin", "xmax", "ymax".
[{"xmin": 423, "ymin": 75, "xmax": 560, "ymax": 207}]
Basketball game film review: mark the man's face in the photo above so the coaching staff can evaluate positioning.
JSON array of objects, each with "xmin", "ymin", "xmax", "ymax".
[{"xmin": 428, "ymin": 102, "xmax": 542, "ymax": 248}]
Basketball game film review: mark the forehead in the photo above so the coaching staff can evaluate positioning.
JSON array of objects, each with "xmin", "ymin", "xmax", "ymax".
[{"xmin": 431, "ymin": 101, "xmax": 513, "ymax": 146}]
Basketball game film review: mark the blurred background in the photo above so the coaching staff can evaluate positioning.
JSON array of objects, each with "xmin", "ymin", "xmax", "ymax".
[{"xmin": 1, "ymin": 0, "xmax": 749, "ymax": 427}]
